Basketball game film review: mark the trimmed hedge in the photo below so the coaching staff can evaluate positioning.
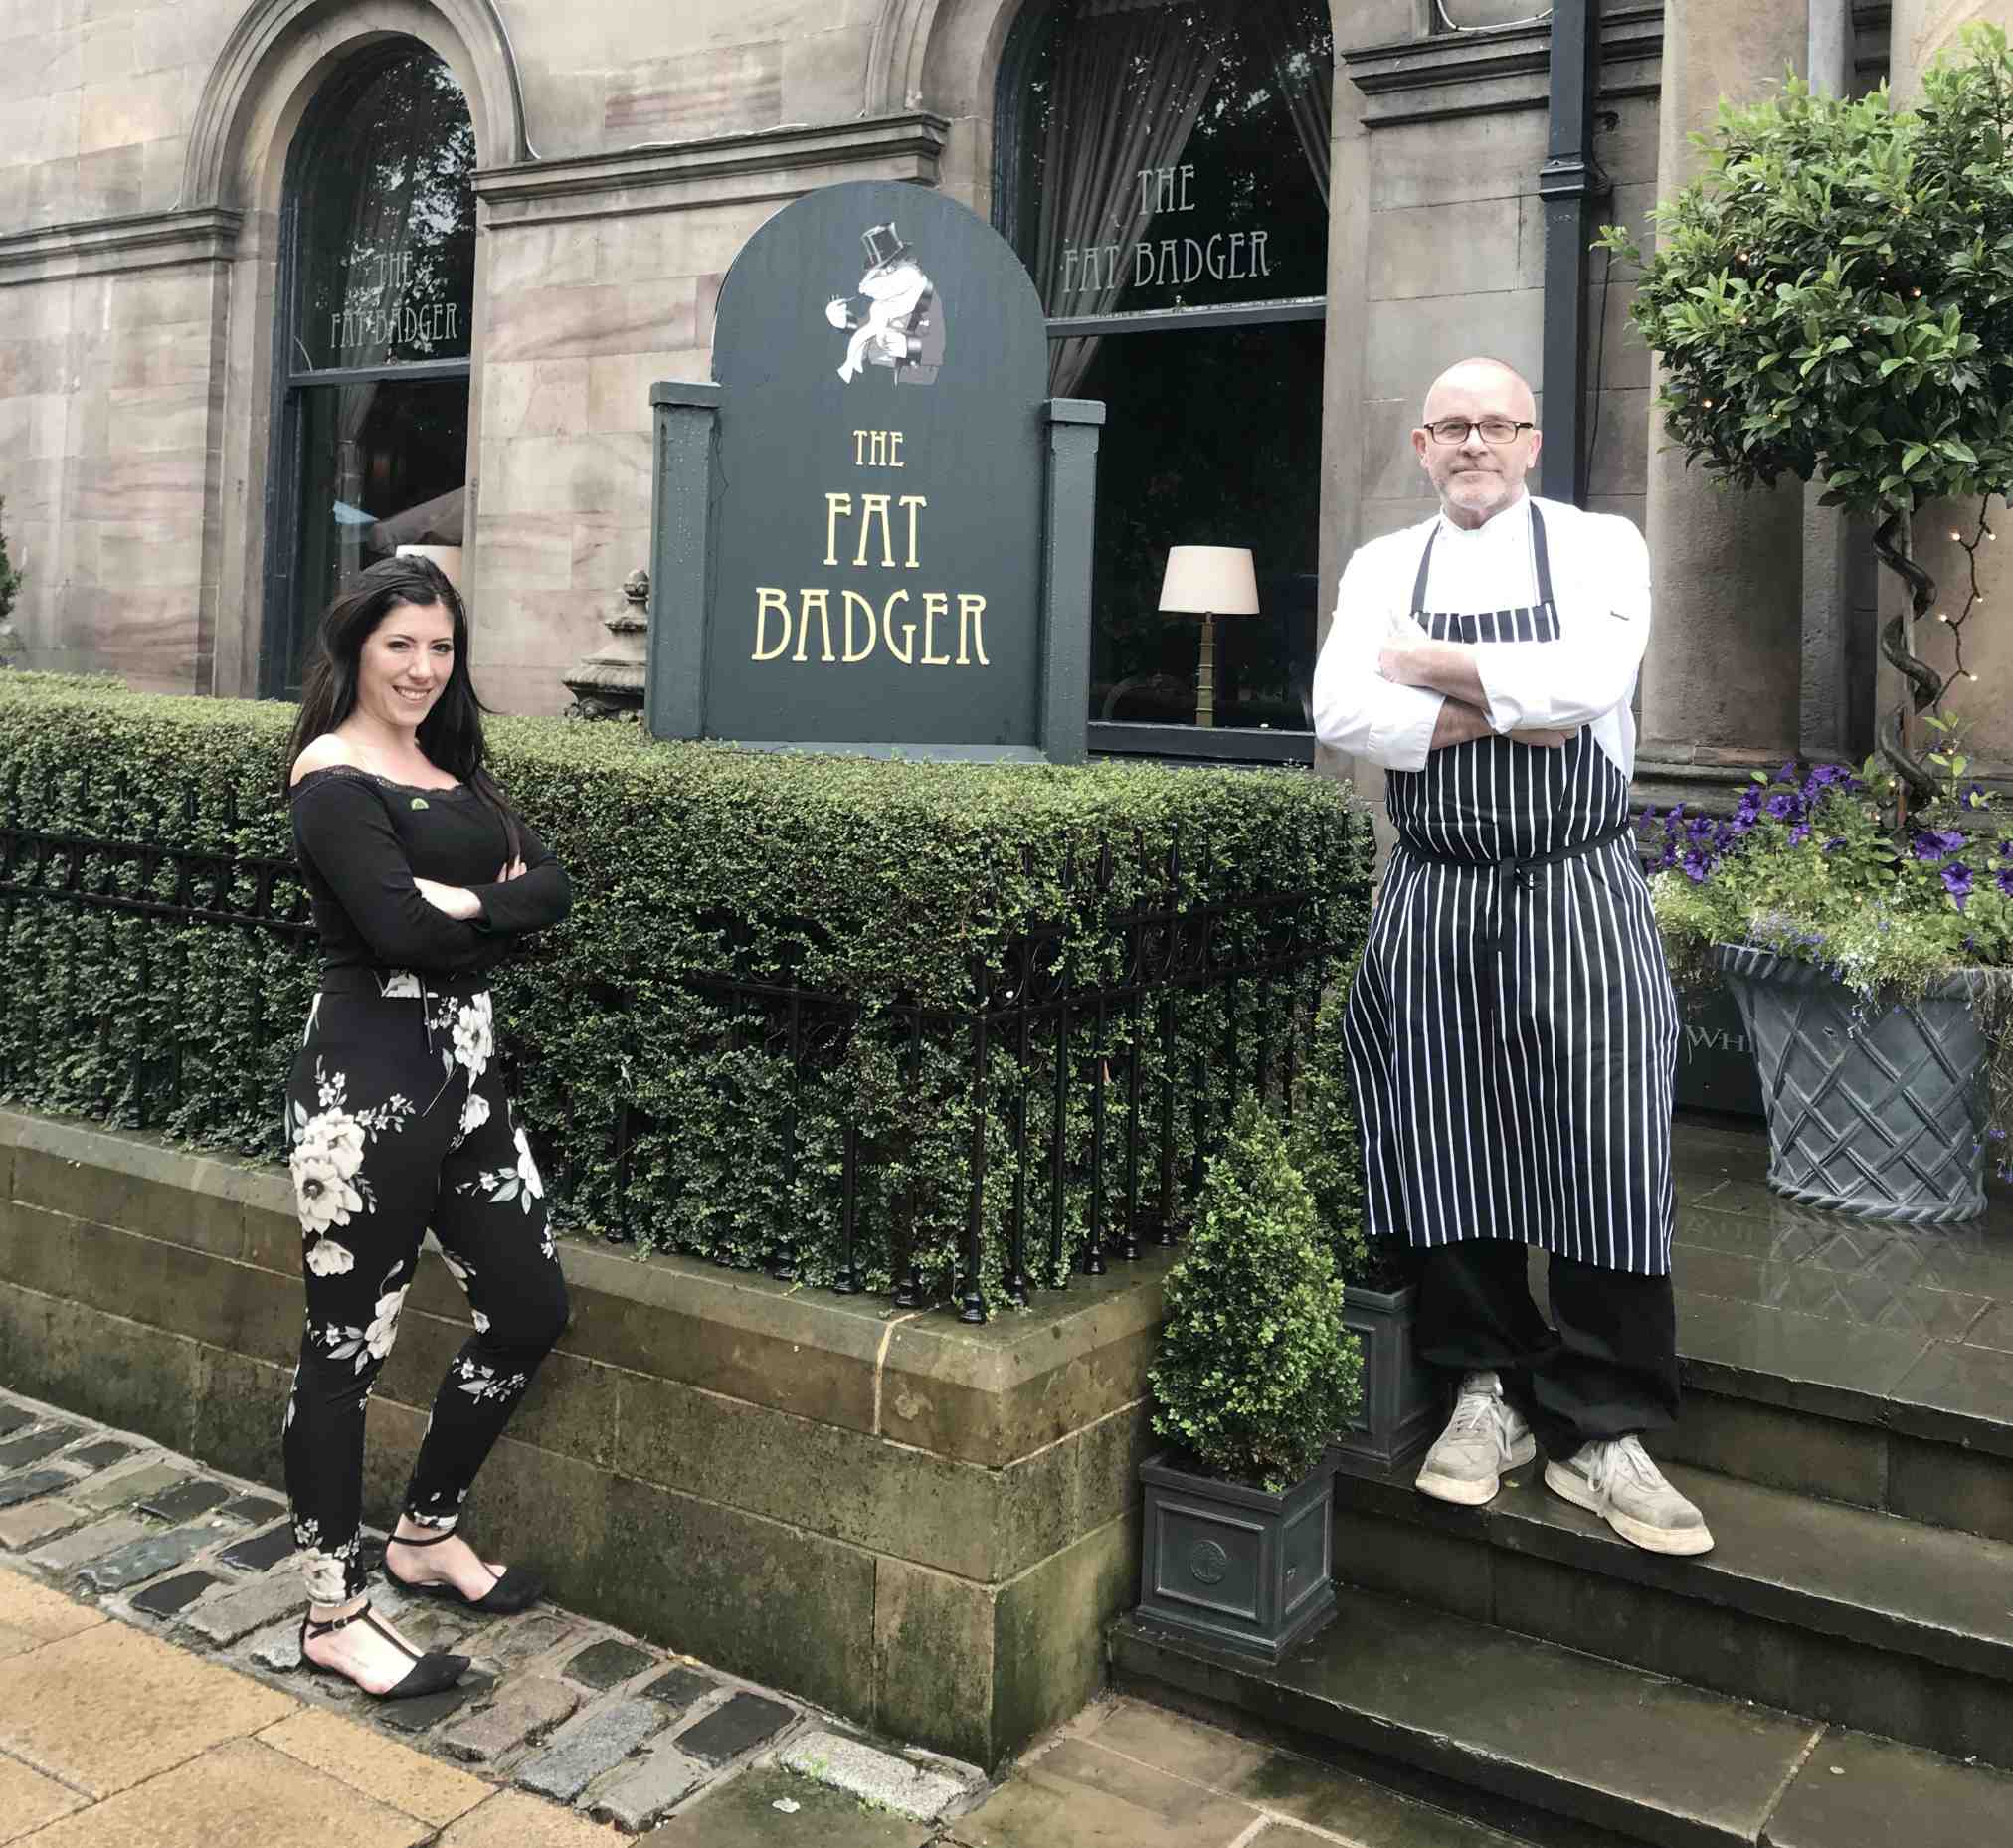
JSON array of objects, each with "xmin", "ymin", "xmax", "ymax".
[{"xmin": 0, "ymin": 673, "xmax": 1374, "ymax": 1307}]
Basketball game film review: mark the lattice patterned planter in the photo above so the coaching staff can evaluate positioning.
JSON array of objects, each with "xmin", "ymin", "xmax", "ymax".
[{"xmin": 1714, "ymin": 944, "xmax": 1989, "ymax": 1223}]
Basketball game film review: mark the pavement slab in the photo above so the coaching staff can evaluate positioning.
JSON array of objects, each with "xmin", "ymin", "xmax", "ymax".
[
  {"xmin": 0, "ymin": 1401, "xmax": 34, "ymax": 1438},
  {"xmin": 76, "ymin": 1523, "xmax": 221, "ymax": 1592},
  {"xmin": 130, "ymin": 1570, "xmax": 223, "ymax": 1620},
  {"xmin": 0, "ymin": 1617, "xmax": 296, "ymax": 1796},
  {"xmin": 517, "ymin": 1698, "xmax": 668, "ymax": 1802},
  {"xmin": 259, "ymin": 1706, "xmax": 492, "ymax": 1827},
  {"xmin": 441, "ymin": 1674, "xmax": 581, "ymax": 1762},
  {"xmin": 639, "ymin": 1663, "xmax": 718, "ymax": 1711},
  {"xmin": 469, "ymin": 1609, "xmax": 579, "ymax": 1669},
  {"xmin": 779, "ymin": 1729, "xmax": 969, "ymax": 1820},
  {"xmin": 675, "ymin": 1690, "xmax": 798, "ymax": 1765},
  {"xmin": 70, "ymin": 1460, "xmax": 188, "ymax": 1513},
  {"xmin": 140, "ymin": 1479, "xmax": 232, "ymax": 1522},
  {"xmin": 0, "ymin": 1423, "xmax": 83, "ymax": 1467},
  {"xmin": 948, "ymin": 1739, "xmax": 1263, "ymax": 1848},
  {"xmin": 564, "ymin": 1635, "xmax": 658, "ymax": 1689},
  {"xmin": 17, "ymin": 1735, "xmax": 430, "ymax": 1848},
  {"xmin": 178, "ymin": 1571, "xmax": 302, "ymax": 1644},
  {"xmin": 638, "ymin": 1766, "xmax": 937, "ymax": 1847},
  {"xmin": 216, "ymin": 1493, "xmax": 286, "ymax": 1525},
  {"xmin": 217, "ymin": 1522, "xmax": 296, "ymax": 1573},
  {"xmin": 62, "ymin": 1441, "xmax": 134, "ymax": 1473},
  {"xmin": 0, "ymin": 1752, "xmax": 90, "ymax": 1843},
  {"xmin": 0, "ymin": 1470, "xmax": 80, "ymax": 1514},
  {"xmin": 439, "ymin": 1789, "xmax": 628, "ymax": 1845},
  {"xmin": 377, "ymin": 1670, "xmax": 493, "ymax": 1735},
  {"xmin": 0, "ymin": 1568, "xmax": 107, "ymax": 1645},
  {"xmin": 27, "ymin": 1516, "xmax": 150, "ymax": 1575},
  {"xmin": 584, "ymin": 1740, "xmax": 710, "ymax": 1832}
]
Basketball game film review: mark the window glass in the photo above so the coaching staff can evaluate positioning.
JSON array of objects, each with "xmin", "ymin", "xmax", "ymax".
[
  {"xmin": 1003, "ymin": 0, "xmax": 1333, "ymax": 732},
  {"xmin": 1078, "ymin": 320, "xmax": 1322, "ymax": 728},
  {"xmin": 294, "ymin": 52, "xmax": 475, "ymax": 372}
]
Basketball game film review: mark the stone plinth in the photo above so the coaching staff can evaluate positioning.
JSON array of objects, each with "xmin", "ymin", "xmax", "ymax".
[{"xmin": 0, "ymin": 1106, "xmax": 1157, "ymax": 1771}]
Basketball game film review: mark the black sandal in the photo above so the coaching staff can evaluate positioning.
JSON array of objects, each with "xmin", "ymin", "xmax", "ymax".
[
  {"xmin": 383, "ymin": 1526, "xmax": 543, "ymax": 1616},
  {"xmin": 298, "ymin": 1599, "xmax": 468, "ymax": 1700}
]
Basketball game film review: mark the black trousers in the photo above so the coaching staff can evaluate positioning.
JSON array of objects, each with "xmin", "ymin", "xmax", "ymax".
[
  {"xmin": 1415, "ymin": 1238, "xmax": 1679, "ymax": 1460},
  {"xmin": 282, "ymin": 979, "xmax": 568, "ymax": 1602}
]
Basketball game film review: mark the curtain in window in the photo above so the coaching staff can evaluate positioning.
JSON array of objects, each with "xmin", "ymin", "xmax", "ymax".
[
  {"xmin": 1252, "ymin": 0, "xmax": 1332, "ymax": 204},
  {"xmin": 1033, "ymin": 0, "xmax": 1223, "ymax": 396}
]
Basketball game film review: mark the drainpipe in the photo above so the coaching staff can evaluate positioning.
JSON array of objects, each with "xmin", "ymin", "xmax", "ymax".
[{"xmin": 1538, "ymin": 0, "xmax": 1609, "ymax": 506}]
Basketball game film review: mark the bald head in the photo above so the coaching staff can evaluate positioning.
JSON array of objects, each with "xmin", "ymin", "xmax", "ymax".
[
  {"xmin": 1422, "ymin": 357, "xmax": 1536, "ymax": 426},
  {"xmin": 1412, "ymin": 356, "xmax": 1543, "ymax": 530}
]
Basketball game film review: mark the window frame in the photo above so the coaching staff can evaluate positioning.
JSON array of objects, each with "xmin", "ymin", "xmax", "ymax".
[
  {"xmin": 993, "ymin": 0, "xmax": 1329, "ymax": 765},
  {"xmin": 260, "ymin": 43, "xmax": 475, "ymax": 699}
]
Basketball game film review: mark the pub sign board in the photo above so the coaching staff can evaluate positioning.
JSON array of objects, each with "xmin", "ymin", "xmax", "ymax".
[{"xmin": 645, "ymin": 180, "xmax": 1099, "ymax": 760}]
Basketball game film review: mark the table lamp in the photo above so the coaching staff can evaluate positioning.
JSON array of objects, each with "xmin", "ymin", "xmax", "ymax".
[{"xmin": 1158, "ymin": 545, "xmax": 1259, "ymax": 727}]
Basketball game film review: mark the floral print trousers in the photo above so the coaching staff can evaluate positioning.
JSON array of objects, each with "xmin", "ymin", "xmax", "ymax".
[{"xmin": 282, "ymin": 976, "xmax": 568, "ymax": 1602}]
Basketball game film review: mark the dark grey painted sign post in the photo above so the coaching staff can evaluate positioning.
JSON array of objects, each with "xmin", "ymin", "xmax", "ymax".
[{"xmin": 645, "ymin": 180, "xmax": 1099, "ymax": 761}]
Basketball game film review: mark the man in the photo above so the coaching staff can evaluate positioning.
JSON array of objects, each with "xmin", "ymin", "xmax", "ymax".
[{"xmin": 1312, "ymin": 356, "xmax": 1710, "ymax": 1557}]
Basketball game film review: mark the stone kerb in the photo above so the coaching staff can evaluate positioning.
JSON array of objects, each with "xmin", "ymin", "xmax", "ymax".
[{"xmin": 0, "ymin": 1106, "xmax": 1162, "ymax": 1769}]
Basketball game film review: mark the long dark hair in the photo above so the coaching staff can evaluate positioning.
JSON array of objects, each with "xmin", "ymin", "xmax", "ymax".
[{"xmin": 283, "ymin": 555, "xmax": 519, "ymax": 856}]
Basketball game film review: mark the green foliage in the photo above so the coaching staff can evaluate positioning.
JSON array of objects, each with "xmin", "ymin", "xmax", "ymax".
[
  {"xmin": 1286, "ymin": 976, "xmax": 1368, "ymax": 1284},
  {"xmin": 1598, "ymin": 25, "xmax": 2013, "ymax": 514},
  {"xmin": 0, "ymin": 674, "xmax": 1375, "ymax": 1304},
  {"xmin": 1643, "ymin": 732, "xmax": 2013, "ymax": 1169},
  {"xmin": 1149, "ymin": 1097, "xmax": 1361, "ymax": 1491}
]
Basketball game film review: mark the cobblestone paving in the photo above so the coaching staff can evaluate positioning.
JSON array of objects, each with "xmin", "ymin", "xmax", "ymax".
[{"xmin": 0, "ymin": 1387, "xmax": 987, "ymax": 1843}]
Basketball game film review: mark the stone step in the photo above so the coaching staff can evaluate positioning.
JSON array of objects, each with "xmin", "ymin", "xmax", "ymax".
[
  {"xmin": 1331, "ymin": 1454, "xmax": 2013, "ymax": 1768},
  {"xmin": 1112, "ymin": 1587, "xmax": 2013, "ymax": 1848}
]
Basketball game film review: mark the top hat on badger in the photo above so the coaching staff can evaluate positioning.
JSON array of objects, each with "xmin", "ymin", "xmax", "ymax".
[{"xmin": 860, "ymin": 223, "xmax": 913, "ymax": 278}]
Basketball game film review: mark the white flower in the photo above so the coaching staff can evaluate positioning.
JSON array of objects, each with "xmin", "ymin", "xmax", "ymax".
[
  {"xmin": 513, "ymin": 1126, "xmax": 544, "ymax": 1201},
  {"xmin": 441, "ymin": 1250, "xmax": 473, "ymax": 1294},
  {"xmin": 305, "ymin": 1237, "xmax": 355, "ymax": 1277},
  {"xmin": 452, "ymin": 998, "xmax": 494, "ymax": 1080},
  {"xmin": 294, "ymin": 1106, "xmax": 366, "ymax": 1180},
  {"xmin": 381, "ymin": 970, "xmax": 422, "ymax": 999},
  {"xmin": 459, "ymin": 1090, "xmax": 490, "ymax": 1138},
  {"xmin": 297, "ymin": 1547, "xmax": 351, "ymax": 1603},
  {"xmin": 472, "ymin": 1308, "xmax": 490, "ymax": 1334},
  {"xmin": 365, "ymin": 1285, "xmax": 409, "ymax": 1360},
  {"xmin": 291, "ymin": 1152, "xmax": 362, "ymax": 1236}
]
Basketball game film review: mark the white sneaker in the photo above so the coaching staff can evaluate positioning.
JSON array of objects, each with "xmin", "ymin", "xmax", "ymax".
[
  {"xmin": 1545, "ymin": 1435, "xmax": 1715, "ymax": 1556},
  {"xmin": 1414, "ymin": 1371, "xmax": 1535, "ymax": 1506}
]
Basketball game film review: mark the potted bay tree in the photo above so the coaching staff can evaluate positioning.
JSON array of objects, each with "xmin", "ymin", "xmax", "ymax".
[
  {"xmin": 1600, "ymin": 28, "xmax": 2013, "ymax": 1218},
  {"xmin": 1138, "ymin": 1096, "xmax": 1360, "ymax": 1662}
]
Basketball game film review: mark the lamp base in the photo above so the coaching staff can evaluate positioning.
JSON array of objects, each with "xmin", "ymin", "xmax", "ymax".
[{"xmin": 1195, "ymin": 611, "xmax": 1216, "ymax": 728}]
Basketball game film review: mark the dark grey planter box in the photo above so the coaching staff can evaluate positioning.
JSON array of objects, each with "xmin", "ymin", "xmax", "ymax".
[
  {"xmin": 1329, "ymin": 1281, "xmax": 1438, "ymax": 1468},
  {"xmin": 1137, "ymin": 1450, "xmax": 1335, "ymax": 1662}
]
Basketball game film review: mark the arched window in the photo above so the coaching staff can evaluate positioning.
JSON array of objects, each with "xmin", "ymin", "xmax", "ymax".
[
  {"xmin": 264, "ymin": 45, "xmax": 476, "ymax": 694},
  {"xmin": 999, "ymin": 0, "xmax": 1333, "ymax": 748}
]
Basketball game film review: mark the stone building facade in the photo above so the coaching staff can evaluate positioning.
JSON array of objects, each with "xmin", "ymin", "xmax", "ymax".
[{"xmin": 1, "ymin": 0, "xmax": 2000, "ymax": 792}]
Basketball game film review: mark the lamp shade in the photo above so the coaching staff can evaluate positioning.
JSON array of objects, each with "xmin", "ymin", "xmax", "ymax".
[{"xmin": 1158, "ymin": 545, "xmax": 1259, "ymax": 616}]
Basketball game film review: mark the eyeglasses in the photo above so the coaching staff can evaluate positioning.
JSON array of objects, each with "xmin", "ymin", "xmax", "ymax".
[{"xmin": 1423, "ymin": 418, "xmax": 1537, "ymax": 447}]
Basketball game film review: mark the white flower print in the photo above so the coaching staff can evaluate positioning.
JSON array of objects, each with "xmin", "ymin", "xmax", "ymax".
[
  {"xmin": 472, "ymin": 1308, "xmax": 491, "ymax": 1334},
  {"xmin": 304, "ymin": 1237, "xmax": 355, "ymax": 1277},
  {"xmin": 453, "ymin": 1357, "xmax": 526, "ymax": 1403},
  {"xmin": 365, "ymin": 1285, "xmax": 409, "ymax": 1361},
  {"xmin": 290, "ymin": 1151, "xmax": 362, "ymax": 1237},
  {"xmin": 380, "ymin": 970, "xmax": 423, "ymax": 999},
  {"xmin": 513, "ymin": 1126, "xmax": 544, "ymax": 1203},
  {"xmin": 441, "ymin": 1251, "xmax": 473, "ymax": 1294},
  {"xmin": 453, "ymin": 995, "xmax": 494, "ymax": 1084},
  {"xmin": 459, "ymin": 1089, "xmax": 490, "ymax": 1138}
]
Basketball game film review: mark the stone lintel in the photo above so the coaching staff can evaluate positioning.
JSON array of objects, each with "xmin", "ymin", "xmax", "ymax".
[
  {"xmin": 1344, "ymin": 3, "xmax": 1664, "ymax": 127},
  {"xmin": 0, "ymin": 209, "xmax": 244, "ymax": 290},
  {"xmin": 472, "ymin": 113, "xmax": 951, "ymax": 228}
]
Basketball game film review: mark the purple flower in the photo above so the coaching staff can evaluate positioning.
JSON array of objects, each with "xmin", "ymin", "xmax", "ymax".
[
  {"xmin": 1776, "ymin": 760, "xmax": 1799, "ymax": 784},
  {"xmin": 1682, "ymin": 849, "xmax": 1715, "ymax": 883},
  {"xmin": 1960, "ymin": 783, "xmax": 1990, "ymax": 811},
  {"xmin": 1789, "ymin": 821, "xmax": 1812, "ymax": 844},
  {"xmin": 1997, "ymin": 867, "xmax": 2013, "ymax": 898},
  {"xmin": 1804, "ymin": 764, "xmax": 1852, "ymax": 792},
  {"xmin": 1764, "ymin": 791, "xmax": 1804, "ymax": 822},
  {"xmin": 1914, "ymin": 830, "xmax": 1966, "ymax": 861},
  {"xmin": 1687, "ymin": 815, "xmax": 1718, "ymax": 845},
  {"xmin": 1824, "ymin": 836, "xmax": 1848, "ymax": 852},
  {"xmin": 1943, "ymin": 863, "xmax": 1973, "ymax": 903}
]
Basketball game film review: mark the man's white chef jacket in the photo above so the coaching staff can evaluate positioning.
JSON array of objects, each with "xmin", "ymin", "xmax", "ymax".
[{"xmin": 1310, "ymin": 493, "xmax": 1651, "ymax": 779}]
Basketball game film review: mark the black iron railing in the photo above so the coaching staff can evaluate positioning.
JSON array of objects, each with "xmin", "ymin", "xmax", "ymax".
[{"xmin": 0, "ymin": 771, "xmax": 1344, "ymax": 1321}]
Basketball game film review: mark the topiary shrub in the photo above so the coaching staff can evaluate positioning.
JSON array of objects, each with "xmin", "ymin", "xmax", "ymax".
[
  {"xmin": 1289, "ymin": 973, "xmax": 1368, "ymax": 1284},
  {"xmin": 1149, "ymin": 1096, "xmax": 1361, "ymax": 1491},
  {"xmin": 0, "ymin": 496, "xmax": 23, "ymax": 668}
]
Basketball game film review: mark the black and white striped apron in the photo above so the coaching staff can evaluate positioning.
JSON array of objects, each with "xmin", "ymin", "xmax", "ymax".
[{"xmin": 1342, "ymin": 506, "xmax": 1679, "ymax": 1276}]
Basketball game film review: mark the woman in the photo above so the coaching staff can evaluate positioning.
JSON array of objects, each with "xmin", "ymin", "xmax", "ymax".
[{"xmin": 281, "ymin": 555, "xmax": 572, "ymax": 1698}]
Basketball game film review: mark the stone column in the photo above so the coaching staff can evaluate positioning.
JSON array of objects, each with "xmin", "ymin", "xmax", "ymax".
[
  {"xmin": 1640, "ymin": 4, "xmax": 1810, "ymax": 775},
  {"xmin": 1886, "ymin": 2, "xmax": 2013, "ymax": 777}
]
